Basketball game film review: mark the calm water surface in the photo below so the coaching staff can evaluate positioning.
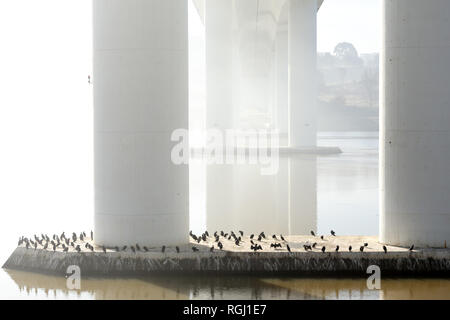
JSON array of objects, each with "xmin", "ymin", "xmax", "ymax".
[{"xmin": 0, "ymin": 132, "xmax": 447, "ymax": 300}]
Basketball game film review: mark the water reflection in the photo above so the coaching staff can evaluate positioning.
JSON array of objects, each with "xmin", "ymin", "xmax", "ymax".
[
  {"xmin": 4, "ymin": 269, "xmax": 450, "ymax": 300},
  {"xmin": 206, "ymin": 154, "xmax": 316, "ymax": 235}
]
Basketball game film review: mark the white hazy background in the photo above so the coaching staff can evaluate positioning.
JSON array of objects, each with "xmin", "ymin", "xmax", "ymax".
[{"xmin": 0, "ymin": 0, "xmax": 380, "ymax": 262}]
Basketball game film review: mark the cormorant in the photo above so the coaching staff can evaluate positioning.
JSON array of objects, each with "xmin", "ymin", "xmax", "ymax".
[{"xmin": 383, "ymin": 245, "xmax": 387, "ymax": 253}]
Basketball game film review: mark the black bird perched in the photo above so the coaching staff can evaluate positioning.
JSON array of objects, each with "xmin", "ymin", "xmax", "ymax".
[
  {"xmin": 175, "ymin": 246, "xmax": 180, "ymax": 253},
  {"xmin": 250, "ymin": 234, "xmax": 254, "ymax": 239},
  {"xmin": 409, "ymin": 245, "xmax": 414, "ymax": 252},
  {"xmin": 235, "ymin": 239, "xmax": 240, "ymax": 246},
  {"xmin": 192, "ymin": 247, "xmax": 199, "ymax": 252},
  {"xmin": 239, "ymin": 231, "xmax": 244, "ymax": 237},
  {"xmin": 331, "ymin": 230, "xmax": 336, "ymax": 236},
  {"xmin": 312, "ymin": 242, "xmax": 317, "ymax": 249},
  {"xmin": 335, "ymin": 245, "xmax": 339, "ymax": 252},
  {"xmin": 272, "ymin": 234, "xmax": 277, "ymax": 240},
  {"xmin": 43, "ymin": 243, "xmax": 48, "ymax": 250},
  {"xmin": 258, "ymin": 235, "xmax": 262, "ymax": 242},
  {"xmin": 210, "ymin": 246, "xmax": 214, "ymax": 252},
  {"xmin": 364, "ymin": 243, "xmax": 369, "ymax": 247},
  {"xmin": 250, "ymin": 240, "xmax": 255, "ymax": 245},
  {"xmin": 161, "ymin": 246, "xmax": 166, "ymax": 253},
  {"xmin": 102, "ymin": 246, "xmax": 107, "ymax": 253},
  {"xmin": 383, "ymin": 245, "xmax": 387, "ymax": 253},
  {"xmin": 287, "ymin": 244, "xmax": 291, "ymax": 253},
  {"xmin": 63, "ymin": 246, "xmax": 69, "ymax": 253},
  {"xmin": 76, "ymin": 245, "xmax": 81, "ymax": 253},
  {"xmin": 218, "ymin": 242, "xmax": 223, "ymax": 250},
  {"xmin": 310, "ymin": 230, "xmax": 315, "ymax": 236},
  {"xmin": 143, "ymin": 246, "xmax": 149, "ymax": 252},
  {"xmin": 320, "ymin": 235, "xmax": 324, "ymax": 240},
  {"xmin": 280, "ymin": 235, "xmax": 286, "ymax": 242},
  {"xmin": 205, "ymin": 231, "xmax": 209, "ymax": 237},
  {"xmin": 321, "ymin": 246, "xmax": 326, "ymax": 253},
  {"xmin": 53, "ymin": 244, "xmax": 56, "ymax": 252},
  {"xmin": 349, "ymin": 246, "xmax": 352, "ymax": 252},
  {"xmin": 360, "ymin": 246, "xmax": 364, "ymax": 252},
  {"xmin": 260, "ymin": 232, "xmax": 266, "ymax": 239},
  {"xmin": 214, "ymin": 231, "xmax": 218, "ymax": 238}
]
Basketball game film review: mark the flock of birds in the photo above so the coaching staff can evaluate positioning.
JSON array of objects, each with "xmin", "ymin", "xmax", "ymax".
[{"xmin": 17, "ymin": 229, "xmax": 416, "ymax": 255}]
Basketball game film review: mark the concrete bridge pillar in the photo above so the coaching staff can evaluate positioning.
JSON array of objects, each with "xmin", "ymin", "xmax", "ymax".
[
  {"xmin": 381, "ymin": 0, "xmax": 450, "ymax": 247},
  {"xmin": 93, "ymin": 0, "xmax": 189, "ymax": 246},
  {"xmin": 288, "ymin": 0, "xmax": 317, "ymax": 148}
]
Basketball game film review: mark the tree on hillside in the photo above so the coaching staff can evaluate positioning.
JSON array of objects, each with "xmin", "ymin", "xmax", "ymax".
[{"xmin": 333, "ymin": 42, "xmax": 363, "ymax": 66}]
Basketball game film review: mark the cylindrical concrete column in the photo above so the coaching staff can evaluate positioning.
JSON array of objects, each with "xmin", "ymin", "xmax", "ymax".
[
  {"xmin": 93, "ymin": 0, "xmax": 189, "ymax": 246},
  {"xmin": 288, "ymin": 0, "xmax": 317, "ymax": 148},
  {"xmin": 205, "ymin": 0, "xmax": 234, "ymax": 130},
  {"xmin": 381, "ymin": 0, "xmax": 450, "ymax": 247}
]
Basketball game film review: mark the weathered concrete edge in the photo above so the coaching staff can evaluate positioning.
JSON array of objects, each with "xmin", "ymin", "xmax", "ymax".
[{"xmin": 3, "ymin": 247, "xmax": 450, "ymax": 277}]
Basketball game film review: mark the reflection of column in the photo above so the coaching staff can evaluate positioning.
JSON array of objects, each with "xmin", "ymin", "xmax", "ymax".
[
  {"xmin": 93, "ymin": 1, "xmax": 189, "ymax": 246},
  {"xmin": 205, "ymin": 155, "xmax": 317, "ymax": 235},
  {"xmin": 276, "ymin": 28, "xmax": 289, "ymax": 145},
  {"xmin": 288, "ymin": 0, "xmax": 317, "ymax": 148},
  {"xmin": 381, "ymin": 0, "xmax": 450, "ymax": 247},
  {"xmin": 288, "ymin": 155, "xmax": 317, "ymax": 234}
]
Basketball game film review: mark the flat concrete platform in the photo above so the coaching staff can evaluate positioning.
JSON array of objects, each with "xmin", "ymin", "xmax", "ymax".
[{"xmin": 3, "ymin": 236, "xmax": 450, "ymax": 276}]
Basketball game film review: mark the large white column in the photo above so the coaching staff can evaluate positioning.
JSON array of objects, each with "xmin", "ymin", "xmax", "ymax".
[
  {"xmin": 205, "ymin": 0, "xmax": 234, "ymax": 130},
  {"xmin": 276, "ymin": 28, "xmax": 289, "ymax": 145},
  {"xmin": 381, "ymin": 0, "xmax": 450, "ymax": 247},
  {"xmin": 288, "ymin": 0, "xmax": 317, "ymax": 148},
  {"xmin": 93, "ymin": 0, "xmax": 189, "ymax": 247}
]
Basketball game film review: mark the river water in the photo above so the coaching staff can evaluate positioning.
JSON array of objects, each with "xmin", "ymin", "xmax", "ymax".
[{"xmin": 0, "ymin": 132, "xmax": 448, "ymax": 300}]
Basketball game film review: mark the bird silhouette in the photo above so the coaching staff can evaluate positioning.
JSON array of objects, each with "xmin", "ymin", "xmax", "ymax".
[
  {"xmin": 349, "ymin": 246, "xmax": 352, "ymax": 252},
  {"xmin": 176, "ymin": 246, "xmax": 180, "ymax": 253},
  {"xmin": 383, "ymin": 245, "xmax": 387, "ymax": 253},
  {"xmin": 287, "ymin": 244, "xmax": 291, "ymax": 253},
  {"xmin": 161, "ymin": 246, "xmax": 166, "ymax": 253},
  {"xmin": 360, "ymin": 246, "xmax": 364, "ymax": 252},
  {"xmin": 331, "ymin": 230, "xmax": 336, "ymax": 236},
  {"xmin": 335, "ymin": 245, "xmax": 339, "ymax": 252},
  {"xmin": 409, "ymin": 245, "xmax": 414, "ymax": 251},
  {"xmin": 311, "ymin": 231, "xmax": 315, "ymax": 236},
  {"xmin": 321, "ymin": 246, "xmax": 326, "ymax": 253}
]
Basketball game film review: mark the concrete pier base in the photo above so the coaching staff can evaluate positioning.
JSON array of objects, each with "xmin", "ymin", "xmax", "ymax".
[{"xmin": 3, "ymin": 236, "xmax": 450, "ymax": 276}]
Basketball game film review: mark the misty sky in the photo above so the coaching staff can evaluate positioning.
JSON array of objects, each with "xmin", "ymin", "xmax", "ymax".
[{"xmin": 318, "ymin": 0, "xmax": 381, "ymax": 53}]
